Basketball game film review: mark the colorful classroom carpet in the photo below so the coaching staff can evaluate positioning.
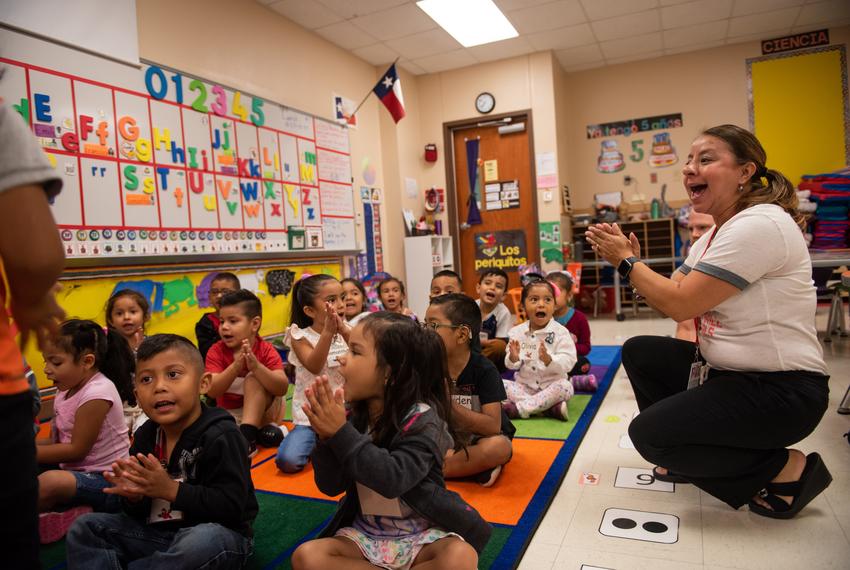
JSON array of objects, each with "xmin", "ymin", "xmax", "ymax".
[{"xmin": 41, "ymin": 345, "xmax": 622, "ymax": 570}]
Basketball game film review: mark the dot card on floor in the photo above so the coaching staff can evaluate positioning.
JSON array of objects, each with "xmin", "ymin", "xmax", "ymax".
[
  {"xmin": 599, "ymin": 507, "xmax": 679, "ymax": 544},
  {"xmin": 618, "ymin": 434, "xmax": 635, "ymax": 449},
  {"xmin": 614, "ymin": 467, "xmax": 675, "ymax": 492}
]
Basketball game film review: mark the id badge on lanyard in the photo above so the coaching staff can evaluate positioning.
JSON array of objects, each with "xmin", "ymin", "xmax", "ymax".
[{"xmin": 688, "ymin": 227, "xmax": 718, "ymax": 390}]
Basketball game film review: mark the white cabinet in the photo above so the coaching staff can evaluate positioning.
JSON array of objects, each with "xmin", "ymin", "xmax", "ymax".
[{"xmin": 403, "ymin": 235, "xmax": 454, "ymax": 318}]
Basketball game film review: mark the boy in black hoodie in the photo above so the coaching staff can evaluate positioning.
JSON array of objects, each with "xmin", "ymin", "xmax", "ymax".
[{"xmin": 66, "ymin": 334, "xmax": 257, "ymax": 569}]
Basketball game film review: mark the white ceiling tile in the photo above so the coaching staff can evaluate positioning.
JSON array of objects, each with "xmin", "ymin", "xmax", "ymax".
[
  {"xmin": 495, "ymin": 0, "xmax": 554, "ymax": 11},
  {"xmin": 413, "ymin": 49, "xmax": 479, "ymax": 73},
  {"xmin": 554, "ymin": 43, "xmax": 604, "ymax": 66},
  {"xmin": 255, "ymin": 0, "xmax": 279, "ymax": 5},
  {"xmin": 732, "ymin": 0, "xmax": 804, "ymax": 17},
  {"xmin": 606, "ymin": 50, "xmax": 664, "ymax": 65},
  {"xmin": 591, "ymin": 9, "xmax": 661, "ymax": 42},
  {"xmin": 663, "ymin": 19, "xmax": 727, "ymax": 47},
  {"xmin": 506, "ymin": 0, "xmax": 587, "ymax": 34},
  {"xmin": 600, "ymin": 31, "xmax": 663, "ymax": 58},
  {"xmin": 385, "ymin": 28, "xmax": 462, "ymax": 59},
  {"xmin": 580, "ymin": 0, "xmax": 659, "ymax": 21},
  {"xmin": 561, "ymin": 60, "xmax": 607, "ymax": 72},
  {"xmin": 351, "ymin": 3, "xmax": 436, "ymax": 41},
  {"xmin": 527, "ymin": 23, "xmax": 596, "ymax": 50},
  {"xmin": 659, "ymin": 0, "xmax": 692, "ymax": 5},
  {"xmin": 661, "ymin": 0, "xmax": 733, "ymax": 28},
  {"xmin": 352, "ymin": 43, "xmax": 401, "ymax": 65},
  {"xmin": 314, "ymin": 21, "xmax": 379, "ymax": 50},
  {"xmin": 727, "ymin": 7, "xmax": 799, "ymax": 36},
  {"xmin": 792, "ymin": 19, "xmax": 850, "ymax": 32},
  {"xmin": 724, "ymin": 29, "xmax": 789, "ymax": 44},
  {"xmin": 316, "ymin": 0, "xmax": 409, "ymax": 20},
  {"xmin": 796, "ymin": 0, "xmax": 850, "ymax": 25},
  {"xmin": 397, "ymin": 59, "xmax": 428, "ymax": 75},
  {"xmin": 468, "ymin": 36, "xmax": 536, "ymax": 62},
  {"xmin": 664, "ymin": 38, "xmax": 725, "ymax": 55},
  {"xmin": 266, "ymin": 0, "xmax": 342, "ymax": 29}
]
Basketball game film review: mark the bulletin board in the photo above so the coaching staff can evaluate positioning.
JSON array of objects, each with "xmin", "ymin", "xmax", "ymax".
[
  {"xmin": 748, "ymin": 45, "xmax": 849, "ymax": 184},
  {"xmin": 25, "ymin": 259, "xmax": 341, "ymax": 390},
  {"xmin": 0, "ymin": 29, "xmax": 358, "ymax": 263}
]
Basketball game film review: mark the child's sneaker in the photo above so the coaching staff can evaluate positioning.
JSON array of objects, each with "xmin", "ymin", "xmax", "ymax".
[
  {"xmin": 475, "ymin": 465, "xmax": 503, "ymax": 487},
  {"xmin": 502, "ymin": 400, "xmax": 519, "ymax": 419},
  {"xmin": 545, "ymin": 401, "xmax": 569, "ymax": 422},
  {"xmin": 39, "ymin": 505, "xmax": 93, "ymax": 544},
  {"xmin": 257, "ymin": 423, "xmax": 288, "ymax": 448},
  {"xmin": 571, "ymin": 374, "xmax": 598, "ymax": 392}
]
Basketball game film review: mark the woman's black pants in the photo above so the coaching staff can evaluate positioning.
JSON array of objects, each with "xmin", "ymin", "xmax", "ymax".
[{"xmin": 623, "ymin": 336, "xmax": 829, "ymax": 508}]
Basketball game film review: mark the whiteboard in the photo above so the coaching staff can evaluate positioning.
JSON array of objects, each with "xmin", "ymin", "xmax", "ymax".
[{"xmin": 0, "ymin": 28, "xmax": 357, "ymax": 260}]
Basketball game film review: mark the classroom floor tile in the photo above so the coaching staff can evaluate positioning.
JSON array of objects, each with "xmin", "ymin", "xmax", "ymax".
[{"xmin": 517, "ymin": 307, "xmax": 850, "ymax": 569}]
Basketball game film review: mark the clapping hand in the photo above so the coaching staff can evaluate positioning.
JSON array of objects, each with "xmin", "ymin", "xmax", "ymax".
[
  {"xmin": 586, "ymin": 223, "xmax": 641, "ymax": 266},
  {"xmin": 303, "ymin": 375, "xmax": 346, "ymax": 440},
  {"xmin": 241, "ymin": 339, "xmax": 258, "ymax": 372},
  {"xmin": 538, "ymin": 342, "xmax": 552, "ymax": 366},
  {"xmin": 508, "ymin": 339, "xmax": 521, "ymax": 362},
  {"xmin": 104, "ymin": 454, "xmax": 178, "ymax": 502}
]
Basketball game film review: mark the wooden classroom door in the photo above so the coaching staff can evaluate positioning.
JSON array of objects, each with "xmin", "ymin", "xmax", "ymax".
[{"xmin": 450, "ymin": 115, "xmax": 538, "ymax": 295}]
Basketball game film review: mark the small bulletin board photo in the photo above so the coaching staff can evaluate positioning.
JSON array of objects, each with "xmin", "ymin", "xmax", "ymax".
[{"xmin": 0, "ymin": 53, "xmax": 357, "ymax": 261}]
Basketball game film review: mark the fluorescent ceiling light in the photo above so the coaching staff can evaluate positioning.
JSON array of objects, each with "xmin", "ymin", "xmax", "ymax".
[{"xmin": 417, "ymin": 0, "xmax": 518, "ymax": 48}]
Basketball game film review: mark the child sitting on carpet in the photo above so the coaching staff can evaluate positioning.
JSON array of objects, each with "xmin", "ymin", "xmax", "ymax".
[
  {"xmin": 427, "ymin": 293, "xmax": 514, "ymax": 487},
  {"xmin": 106, "ymin": 289, "xmax": 151, "ymax": 433},
  {"xmin": 205, "ymin": 290, "xmax": 289, "ymax": 457},
  {"xmin": 547, "ymin": 271, "xmax": 596, "ymax": 392},
  {"xmin": 377, "ymin": 276, "xmax": 417, "ymax": 319},
  {"xmin": 292, "ymin": 312, "xmax": 490, "ymax": 570},
  {"xmin": 503, "ymin": 280, "xmax": 577, "ymax": 421},
  {"xmin": 66, "ymin": 334, "xmax": 257, "ymax": 568},
  {"xmin": 342, "ymin": 277, "xmax": 371, "ymax": 327},
  {"xmin": 476, "ymin": 268, "xmax": 512, "ymax": 371},
  {"xmin": 196, "ymin": 271, "xmax": 241, "ymax": 360},
  {"xmin": 37, "ymin": 320, "xmax": 134, "ymax": 543},
  {"xmin": 276, "ymin": 274, "xmax": 349, "ymax": 473},
  {"xmin": 429, "ymin": 269, "xmax": 463, "ymax": 300}
]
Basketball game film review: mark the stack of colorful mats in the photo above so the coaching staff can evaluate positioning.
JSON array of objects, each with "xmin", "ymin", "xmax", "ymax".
[{"xmin": 799, "ymin": 168, "xmax": 850, "ymax": 249}]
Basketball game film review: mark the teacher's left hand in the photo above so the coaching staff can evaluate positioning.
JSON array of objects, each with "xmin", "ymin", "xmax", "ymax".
[{"xmin": 585, "ymin": 223, "xmax": 641, "ymax": 266}]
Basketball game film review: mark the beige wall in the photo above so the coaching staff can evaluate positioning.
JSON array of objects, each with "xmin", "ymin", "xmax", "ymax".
[
  {"xmin": 136, "ymin": 0, "xmax": 389, "ymax": 271},
  {"xmin": 134, "ymin": 1, "xmax": 849, "ymax": 278},
  {"xmin": 562, "ymin": 25, "xmax": 850, "ymax": 214}
]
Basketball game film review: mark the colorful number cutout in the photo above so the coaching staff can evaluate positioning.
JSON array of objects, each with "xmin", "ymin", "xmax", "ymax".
[{"xmin": 189, "ymin": 79, "xmax": 209, "ymax": 113}]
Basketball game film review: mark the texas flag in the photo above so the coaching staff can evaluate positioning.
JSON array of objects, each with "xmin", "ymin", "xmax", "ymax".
[{"xmin": 373, "ymin": 64, "xmax": 406, "ymax": 123}]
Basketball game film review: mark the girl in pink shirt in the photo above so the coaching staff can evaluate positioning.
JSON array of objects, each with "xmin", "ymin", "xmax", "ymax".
[{"xmin": 37, "ymin": 320, "xmax": 134, "ymax": 542}]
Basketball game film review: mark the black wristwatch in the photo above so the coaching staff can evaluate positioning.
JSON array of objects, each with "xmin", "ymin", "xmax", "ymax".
[{"xmin": 617, "ymin": 256, "xmax": 640, "ymax": 279}]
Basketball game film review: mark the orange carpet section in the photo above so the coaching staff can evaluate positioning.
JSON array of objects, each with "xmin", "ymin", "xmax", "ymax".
[{"xmin": 249, "ymin": 437, "xmax": 562, "ymax": 526}]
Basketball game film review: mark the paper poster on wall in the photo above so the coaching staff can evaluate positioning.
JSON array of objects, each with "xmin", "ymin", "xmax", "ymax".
[
  {"xmin": 648, "ymin": 132, "xmax": 678, "ymax": 167},
  {"xmin": 333, "ymin": 94, "xmax": 357, "ymax": 128},
  {"xmin": 474, "ymin": 230, "xmax": 528, "ymax": 272},
  {"xmin": 597, "ymin": 140, "xmax": 625, "ymax": 173},
  {"xmin": 586, "ymin": 113, "xmax": 683, "ymax": 139},
  {"xmin": 539, "ymin": 221, "xmax": 563, "ymax": 264},
  {"xmin": 535, "ymin": 151, "xmax": 557, "ymax": 188},
  {"xmin": 484, "ymin": 160, "xmax": 499, "ymax": 182},
  {"xmin": 0, "ymin": 52, "xmax": 356, "ymax": 259}
]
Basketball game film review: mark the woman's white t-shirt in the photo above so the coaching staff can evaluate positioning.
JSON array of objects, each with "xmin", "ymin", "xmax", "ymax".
[{"xmin": 678, "ymin": 204, "xmax": 826, "ymax": 374}]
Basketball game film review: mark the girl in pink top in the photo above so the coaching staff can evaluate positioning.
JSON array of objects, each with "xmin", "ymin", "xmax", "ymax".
[{"xmin": 37, "ymin": 320, "xmax": 135, "ymax": 542}]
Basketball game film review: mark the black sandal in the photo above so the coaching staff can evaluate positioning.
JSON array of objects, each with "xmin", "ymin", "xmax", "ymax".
[
  {"xmin": 749, "ymin": 452, "xmax": 832, "ymax": 520},
  {"xmin": 652, "ymin": 466, "xmax": 690, "ymax": 484}
]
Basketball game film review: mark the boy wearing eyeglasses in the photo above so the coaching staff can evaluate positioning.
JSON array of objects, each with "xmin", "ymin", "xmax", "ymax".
[
  {"xmin": 425, "ymin": 293, "xmax": 515, "ymax": 487},
  {"xmin": 195, "ymin": 272, "xmax": 241, "ymax": 360}
]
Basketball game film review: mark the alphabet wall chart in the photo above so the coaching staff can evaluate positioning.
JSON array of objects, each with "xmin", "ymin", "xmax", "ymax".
[{"xmin": 0, "ymin": 56, "xmax": 357, "ymax": 259}]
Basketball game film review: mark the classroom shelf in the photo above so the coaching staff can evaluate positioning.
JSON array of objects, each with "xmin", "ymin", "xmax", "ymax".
[{"xmin": 404, "ymin": 235, "xmax": 454, "ymax": 317}]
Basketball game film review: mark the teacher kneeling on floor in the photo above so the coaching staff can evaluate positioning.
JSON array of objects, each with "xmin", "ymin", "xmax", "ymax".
[{"xmin": 586, "ymin": 124, "xmax": 831, "ymax": 519}]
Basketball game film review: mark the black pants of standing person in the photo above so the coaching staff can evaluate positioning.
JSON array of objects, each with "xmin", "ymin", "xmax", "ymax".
[
  {"xmin": 1, "ymin": 391, "xmax": 40, "ymax": 569},
  {"xmin": 623, "ymin": 336, "xmax": 829, "ymax": 509}
]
